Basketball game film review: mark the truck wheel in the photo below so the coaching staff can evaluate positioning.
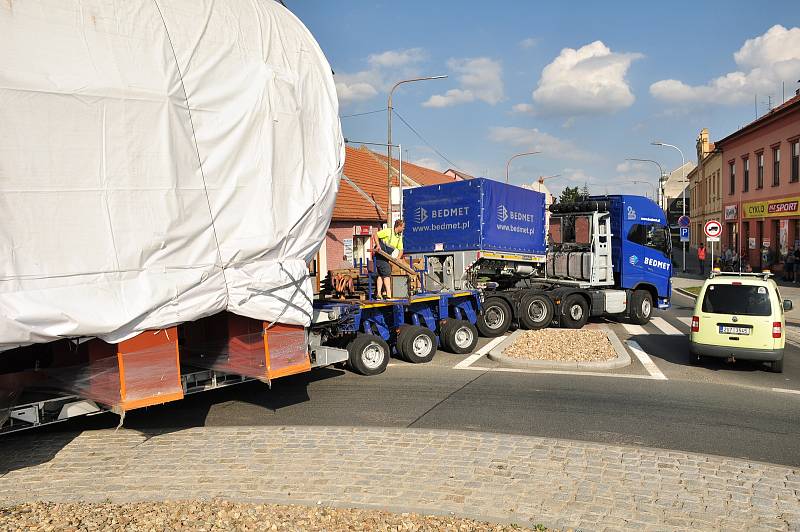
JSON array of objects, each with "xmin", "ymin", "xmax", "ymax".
[
  {"xmin": 770, "ymin": 357, "xmax": 784, "ymax": 373},
  {"xmin": 397, "ymin": 325, "xmax": 437, "ymax": 364},
  {"xmin": 630, "ymin": 290, "xmax": 653, "ymax": 325},
  {"xmin": 476, "ymin": 298, "xmax": 512, "ymax": 337},
  {"xmin": 560, "ymin": 294, "xmax": 589, "ymax": 329},
  {"xmin": 519, "ymin": 294, "xmax": 554, "ymax": 330},
  {"xmin": 441, "ymin": 319, "xmax": 479, "ymax": 354},
  {"xmin": 347, "ymin": 334, "xmax": 390, "ymax": 376}
]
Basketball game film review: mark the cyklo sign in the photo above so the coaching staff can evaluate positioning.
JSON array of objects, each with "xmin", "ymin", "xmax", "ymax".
[{"xmin": 742, "ymin": 196, "xmax": 800, "ymax": 219}]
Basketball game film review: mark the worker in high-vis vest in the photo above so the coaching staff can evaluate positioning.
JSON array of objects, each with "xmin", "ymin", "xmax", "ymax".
[{"xmin": 371, "ymin": 219, "xmax": 404, "ymax": 299}]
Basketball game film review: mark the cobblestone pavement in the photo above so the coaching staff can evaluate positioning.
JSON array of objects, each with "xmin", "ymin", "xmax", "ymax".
[{"xmin": 1, "ymin": 426, "xmax": 798, "ymax": 531}]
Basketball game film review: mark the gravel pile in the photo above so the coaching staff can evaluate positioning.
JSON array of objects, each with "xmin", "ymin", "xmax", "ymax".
[
  {"xmin": 0, "ymin": 501, "xmax": 543, "ymax": 531},
  {"xmin": 502, "ymin": 328, "xmax": 615, "ymax": 362}
]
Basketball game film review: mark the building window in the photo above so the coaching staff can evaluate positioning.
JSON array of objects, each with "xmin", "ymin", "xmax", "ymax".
[
  {"xmin": 792, "ymin": 140, "xmax": 799, "ymax": 183},
  {"xmin": 773, "ymin": 146, "xmax": 780, "ymax": 186},
  {"xmin": 757, "ymin": 152, "xmax": 764, "ymax": 189},
  {"xmin": 742, "ymin": 158, "xmax": 749, "ymax": 192},
  {"xmin": 728, "ymin": 161, "xmax": 735, "ymax": 195}
]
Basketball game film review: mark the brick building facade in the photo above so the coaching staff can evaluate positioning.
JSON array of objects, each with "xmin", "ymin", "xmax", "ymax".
[{"xmin": 717, "ymin": 93, "xmax": 800, "ymax": 271}]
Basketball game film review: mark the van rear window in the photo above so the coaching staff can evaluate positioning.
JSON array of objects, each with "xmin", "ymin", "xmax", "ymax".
[{"xmin": 701, "ymin": 284, "xmax": 772, "ymax": 316}]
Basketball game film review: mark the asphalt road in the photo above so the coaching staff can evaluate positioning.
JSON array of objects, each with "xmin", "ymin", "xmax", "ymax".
[{"xmin": 30, "ymin": 290, "xmax": 800, "ymax": 467}]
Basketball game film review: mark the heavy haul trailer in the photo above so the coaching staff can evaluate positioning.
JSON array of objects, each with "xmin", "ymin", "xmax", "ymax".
[
  {"xmin": 403, "ymin": 179, "xmax": 673, "ymax": 336},
  {"xmin": 0, "ymin": 290, "xmax": 481, "ymax": 434}
]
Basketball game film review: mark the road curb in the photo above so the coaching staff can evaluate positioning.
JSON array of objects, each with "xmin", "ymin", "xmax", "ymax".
[
  {"xmin": 486, "ymin": 325, "xmax": 631, "ymax": 370},
  {"xmin": 674, "ymin": 287, "xmax": 698, "ymax": 299}
]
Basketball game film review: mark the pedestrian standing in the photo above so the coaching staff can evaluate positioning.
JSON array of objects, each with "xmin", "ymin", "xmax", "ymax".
[
  {"xmin": 785, "ymin": 248, "xmax": 795, "ymax": 282},
  {"xmin": 697, "ymin": 243, "xmax": 706, "ymax": 276}
]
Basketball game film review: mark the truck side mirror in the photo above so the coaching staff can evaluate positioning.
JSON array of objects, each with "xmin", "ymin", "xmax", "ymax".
[{"xmin": 784, "ymin": 299, "xmax": 793, "ymax": 312}]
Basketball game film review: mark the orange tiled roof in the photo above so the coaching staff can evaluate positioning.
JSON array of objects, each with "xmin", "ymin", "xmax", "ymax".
[
  {"xmin": 369, "ymin": 151, "xmax": 457, "ymax": 186},
  {"xmin": 334, "ymin": 146, "xmax": 394, "ymax": 222}
]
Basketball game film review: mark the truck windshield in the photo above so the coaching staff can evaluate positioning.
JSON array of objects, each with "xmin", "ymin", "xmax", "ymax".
[
  {"xmin": 701, "ymin": 284, "xmax": 772, "ymax": 316},
  {"xmin": 627, "ymin": 224, "xmax": 670, "ymax": 256}
]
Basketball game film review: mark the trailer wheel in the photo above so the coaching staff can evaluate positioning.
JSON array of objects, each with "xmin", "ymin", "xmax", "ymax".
[
  {"xmin": 441, "ymin": 319, "xmax": 479, "ymax": 354},
  {"xmin": 397, "ymin": 325, "xmax": 437, "ymax": 364},
  {"xmin": 476, "ymin": 298, "xmax": 512, "ymax": 337},
  {"xmin": 347, "ymin": 334, "xmax": 390, "ymax": 376},
  {"xmin": 629, "ymin": 290, "xmax": 653, "ymax": 325},
  {"xmin": 560, "ymin": 294, "xmax": 589, "ymax": 329},
  {"xmin": 519, "ymin": 294, "xmax": 554, "ymax": 330}
]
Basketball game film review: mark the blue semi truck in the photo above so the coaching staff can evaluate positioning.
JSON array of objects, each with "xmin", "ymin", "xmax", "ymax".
[{"xmin": 403, "ymin": 178, "xmax": 672, "ymax": 335}]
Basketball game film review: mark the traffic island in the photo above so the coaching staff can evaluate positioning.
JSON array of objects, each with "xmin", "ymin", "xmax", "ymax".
[{"xmin": 487, "ymin": 325, "xmax": 630, "ymax": 370}]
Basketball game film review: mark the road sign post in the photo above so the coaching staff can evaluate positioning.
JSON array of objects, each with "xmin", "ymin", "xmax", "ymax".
[
  {"xmin": 704, "ymin": 220, "xmax": 722, "ymax": 271},
  {"xmin": 679, "ymin": 227, "xmax": 689, "ymax": 242}
]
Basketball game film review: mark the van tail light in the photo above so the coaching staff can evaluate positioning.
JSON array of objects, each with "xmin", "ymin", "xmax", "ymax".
[
  {"xmin": 772, "ymin": 322, "xmax": 782, "ymax": 338},
  {"xmin": 691, "ymin": 316, "xmax": 699, "ymax": 332}
]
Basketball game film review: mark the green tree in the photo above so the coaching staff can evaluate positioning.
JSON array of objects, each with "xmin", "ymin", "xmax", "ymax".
[
  {"xmin": 580, "ymin": 182, "xmax": 590, "ymax": 199},
  {"xmin": 557, "ymin": 186, "xmax": 582, "ymax": 204}
]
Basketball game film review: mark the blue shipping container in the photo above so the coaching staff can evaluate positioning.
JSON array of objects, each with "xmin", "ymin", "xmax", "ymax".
[{"xmin": 402, "ymin": 178, "xmax": 547, "ymax": 255}]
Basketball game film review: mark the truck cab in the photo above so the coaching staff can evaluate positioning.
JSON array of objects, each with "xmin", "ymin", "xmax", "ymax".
[{"xmin": 603, "ymin": 195, "xmax": 672, "ymax": 310}]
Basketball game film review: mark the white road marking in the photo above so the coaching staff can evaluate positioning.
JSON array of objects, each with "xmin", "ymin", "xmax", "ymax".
[
  {"xmin": 677, "ymin": 316, "xmax": 692, "ymax": 326},
  {"xmin": 771, "ymin": 388, "xmax": 800, "ymax": 395},
  {"xmin": 651, "ymin": 317, "xmax": 684, "ymax": 336},
  {"xmin": 627, "ymin": 340, "xmax": 668, "ymax": 380},
  {"xmin": 621, "ymin": 323, "xmax": 647, "ymax": 336},
  {"xmin": 453, "ymin": 335, "xmax": 507, "ymax": 369}
]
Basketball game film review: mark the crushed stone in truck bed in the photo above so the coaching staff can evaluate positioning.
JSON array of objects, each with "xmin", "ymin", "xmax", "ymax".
[
  {"xmin": 0, "ymin": 501, "xmax": 544, "ymax": 531},
  {"xmin": 503, "ymin": 328, "xmax": 615, "ymax": 362}
]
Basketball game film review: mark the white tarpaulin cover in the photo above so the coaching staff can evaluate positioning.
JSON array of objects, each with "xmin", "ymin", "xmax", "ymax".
[{"xmin": 0, "ymin": 0, "xmax": 343, "ymax": 350}]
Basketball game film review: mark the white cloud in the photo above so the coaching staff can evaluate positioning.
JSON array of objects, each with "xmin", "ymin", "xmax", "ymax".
[
  {"xmin": 423, "ymin": 57, "xmax": 504, "ymax": 108},
  {"xmin": 368, "ymin": 48, "xmax": 426, "ymax": 68},
  {"xmin": 335, "ymin": 48, "xmax": 426, "ymax": 105},
  {"xmin": 487, "ymin": 126, "xmax": 592, "ymax": 161},
  {"xmin": 410, "ymin": 157, "xmax": 444, "ymax": 172},
  {"xmin": 650, "ymin": 25, "xmax": 800, "ymax": 105},
  {"xmin": 512, "ymin": 103, "xmax": 535, "ymax": 113},
  {"xmin": 519, "ymin": 37, "xmax": 540, "ymax": 49},
  {"xmin": 335, "ymin": 81, "xmax": 378, "ymax": 103},
  {"xmin": 531, "ymin": 41, "xmax": 642, "ymax": 116}
]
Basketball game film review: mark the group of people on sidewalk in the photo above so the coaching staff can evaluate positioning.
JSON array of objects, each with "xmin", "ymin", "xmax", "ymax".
[{"xmin": 693, "ymin": 243, "xmax": 800, "ymax": 281}]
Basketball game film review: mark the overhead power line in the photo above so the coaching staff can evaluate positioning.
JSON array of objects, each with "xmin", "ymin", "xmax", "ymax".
[
  {"xmin": 392, "ymin": 109, "xmax": 461, "ymax": 171},
  {"xmin": 340, "ymin": 108, "xmax": 386, "ymax": 119}
]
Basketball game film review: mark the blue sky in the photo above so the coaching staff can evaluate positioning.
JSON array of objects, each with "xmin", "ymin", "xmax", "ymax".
[{"xmin": 291, "ymin": 1, "xmax": 800, "ymax": 198}]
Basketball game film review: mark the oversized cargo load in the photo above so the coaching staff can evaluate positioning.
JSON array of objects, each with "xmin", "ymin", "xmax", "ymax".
[
  {"xmin": 402, "ymin": 178, "xmax": 547, "ymax": 256},
  {"xmin": 0, "ymin": 0, "xmax": 344, "ymax": 351}
]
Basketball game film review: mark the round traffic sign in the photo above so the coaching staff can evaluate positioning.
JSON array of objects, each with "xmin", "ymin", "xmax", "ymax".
[
  {"xmin": 678, "ymin": 215, "xmax": 690, "ymax": 228},
  {"xmin": 704, "ymin": 219, "xmax": 722, "ymax": 238}
]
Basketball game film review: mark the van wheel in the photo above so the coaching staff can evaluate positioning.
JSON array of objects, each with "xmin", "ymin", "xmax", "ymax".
[
  {"xmin": 630, "ymin": 290, "xmax": 653, "ymax": 325},
  {"xmin": 347, "ymin": 334, "xmax": 390, "ymax": 376},
  {"xmin": 560, "ymin": 294, "xmax": 589, "ymax": 329},
  {"xmin": 519, "ymin": 294, "xmax": 554, "ymax": 330},
  {"xmin": 770, "ymin": 357, "xmax": 784, "ymax": 373},
  {"xmin": 397, "ymin": 325, "xmax": 437, "ymax": 364},
  {"xmin": 476, "ymin": 298, "xmax": 512, "ymax": 337},
  {"xmin": 441, "ymin": 319, "xmax": 479, "ymax": 354}
]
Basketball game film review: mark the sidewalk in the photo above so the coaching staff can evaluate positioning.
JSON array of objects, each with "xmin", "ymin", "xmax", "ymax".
[{"xmin": 1, "ymin": 425, "xmax": 798, "ymax": 531}]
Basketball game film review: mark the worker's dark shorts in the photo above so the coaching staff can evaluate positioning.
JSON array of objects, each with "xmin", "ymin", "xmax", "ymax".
[{"xmin": 375, "ymin": 259, "xmax": 391, "ymax": 277}]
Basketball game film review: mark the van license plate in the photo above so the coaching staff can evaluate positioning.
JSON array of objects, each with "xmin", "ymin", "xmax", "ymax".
[{"xmin": 719, "ymin": 325, "xmax": 750, "ymax": 335}]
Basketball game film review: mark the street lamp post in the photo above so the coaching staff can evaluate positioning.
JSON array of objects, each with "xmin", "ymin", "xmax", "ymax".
[
  {"xmin": 345, "ymin": 139, "xmax": 402, "ymax": 216},
  {"xmin": 652, "ymin": 141, "xmax": 687, "ymax": 272},
  {"xmin": 387, "ymin": 75, "xmax": 447, "ymax": 224},
  {"xmin": 629, "ymin": 180, "xmax": 657, "ymax": 202},
  {"xmin": 505, "ymin": 152, "xmax": 541, "ymax": 184},
  {"xmin": 625, "ymin": 158, "xmax": 665, "ymax": 209}
]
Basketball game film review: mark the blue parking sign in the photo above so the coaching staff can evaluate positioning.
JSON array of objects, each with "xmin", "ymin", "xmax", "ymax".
[{"xmin": 679, "ymin": 227, "xmax": 690, "ymax": 242}]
